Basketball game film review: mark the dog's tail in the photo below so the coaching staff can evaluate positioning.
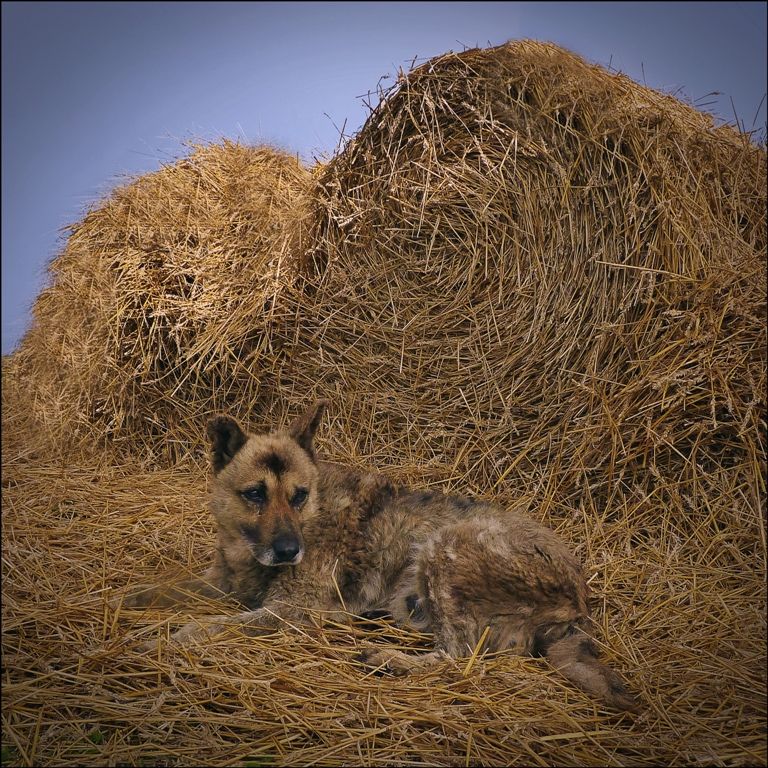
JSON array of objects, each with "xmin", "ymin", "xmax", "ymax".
[{"xmin": 540, "ymin": 625, "xmax": 640, "ymax": 713}]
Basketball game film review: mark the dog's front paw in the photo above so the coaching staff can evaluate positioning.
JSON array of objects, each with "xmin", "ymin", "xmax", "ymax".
[
  {"xmin": 357, "ymin": 645, "xmax": 413, "ymax": 677},
  {"xmin": 137, "ymin": 618, "xmax": 230, "ymax": 653},
  {"xmin": 171, "ymin": 620, "xmax": 228, "ymax": 646},
  {"xmin": 357, "ymin": 646, "xmax": 400, "ymax": 676},
  {"xmin": 358, "ymin": 644, "xmax": 451, "ymax": 677},
  {"xmin": 137, "ymin": 635, "xmax": 163, "ymax": 654}
]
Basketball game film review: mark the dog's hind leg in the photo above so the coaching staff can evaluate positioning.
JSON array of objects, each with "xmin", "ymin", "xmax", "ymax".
[
  {"xmin": 360, "ymin": 516, "xmax": 638, "ymax": 713},
  {"xmin": 359, "ymin": 524, "xmax": 515, "ymax": 676},
  {"xmin": 541, "ymin": 626, "xmax": 640, "ymax": 713},
  {"xmin": 370, "ymin": 517, "xmax": 639, "ymax": 712}
]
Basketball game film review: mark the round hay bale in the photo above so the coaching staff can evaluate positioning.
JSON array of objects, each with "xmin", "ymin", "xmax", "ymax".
[
  {"xmin": 281, "ymin": 40, "xmax": 766, "ymax": 509},
  {"xmin": 12, "ymin": 141, "xmax": 314, "ymax": 462}
]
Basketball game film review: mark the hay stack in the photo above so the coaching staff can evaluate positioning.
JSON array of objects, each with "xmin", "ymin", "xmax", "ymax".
[
  {"xmin": 10, "ymin": 42, "xmax": 765, "ymax": 481},
  {"xmin": 11, "ymin": 141, "xmax": 314, "ymax": 461},
  {"xmin": 3, "ymin": 40, "xmax": 766, "ymax": 766},
  {"xmin": 291, "ymin": 39, "xmax": 766, "ymax": 502}
]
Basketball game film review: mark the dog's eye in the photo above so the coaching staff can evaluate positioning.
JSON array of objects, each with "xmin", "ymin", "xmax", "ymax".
[
  {"xmin": 241, "ymin": 485, "xmax": 267, "ymax": 504},
  {"xmin": 290, "ymin": 488, "xmax": 308, "ymax": 507}
]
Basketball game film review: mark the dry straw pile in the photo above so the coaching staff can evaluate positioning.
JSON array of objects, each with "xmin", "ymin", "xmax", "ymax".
[
  {"xmin": 3, "ymin": 40, "xmax": 766, "ymax": 766},
  {"xmin": 9, "ymin": 142, "xmax": 314, "ymax": 460}
]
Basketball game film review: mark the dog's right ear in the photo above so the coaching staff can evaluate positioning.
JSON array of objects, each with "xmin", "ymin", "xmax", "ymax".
[
  {"xmin": 207, "ymin": 416, "xmax": 247, "ymax": 474},
  {"xmin": 288, "ymin": 399, "xmax": 328, "ymax": 460}
]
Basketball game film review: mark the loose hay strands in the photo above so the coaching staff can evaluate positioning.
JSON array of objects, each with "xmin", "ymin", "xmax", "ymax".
[
  {"xmin": 3, "ymin": 40, "xmax": 767, "ymax": 766},
  {"xmin": 2, "ymin": 445, "xmax": 765, "ymax": 767}
]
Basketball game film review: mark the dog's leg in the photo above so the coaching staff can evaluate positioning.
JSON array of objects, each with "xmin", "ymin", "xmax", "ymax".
[
  {"xmin": 543, "ymin": 628, "xmax": 640, "ymax": 713},
  {"xmin": 367, "ymin": 518, "xmax": 640, "ymax": 712},
  {"xmin": 136, "ymin": 564, "xmax": 348, "ymax": 652},
  {"xmin": 358, "ymin": 646, "xmax": 451, "ymax": 675},
  {"xmin": 118, "ymin": 567, "xmax": 227, "ymax": 609},
  {"xmin": 138, "ymin": 606, "xmax": 284, "ymax": 652}
]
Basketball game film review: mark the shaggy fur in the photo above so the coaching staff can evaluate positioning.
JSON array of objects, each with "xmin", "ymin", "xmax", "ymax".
[{"xmin": 122, "ymin": 401, "xmax": 638, "ymax": 713}]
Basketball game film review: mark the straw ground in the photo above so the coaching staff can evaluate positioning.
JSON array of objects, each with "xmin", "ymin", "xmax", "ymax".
[{"xmin": 3, "ymin": 40, "xmax": 766, "ymax": 766}]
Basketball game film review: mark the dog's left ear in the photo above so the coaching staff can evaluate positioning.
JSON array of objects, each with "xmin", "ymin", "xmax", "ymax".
[{"xmin": 288, "ymin": 400, "xmax": 328, "ymax": 460}]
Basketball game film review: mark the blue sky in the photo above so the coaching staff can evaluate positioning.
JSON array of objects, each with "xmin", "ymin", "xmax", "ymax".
[{"xmin": 2, "ymin": 1, "xmax": 766, "ymax": 355}]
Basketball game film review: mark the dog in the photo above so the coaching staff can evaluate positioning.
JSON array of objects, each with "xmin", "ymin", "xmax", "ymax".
[{"xmin": 121, "ymin": 400, "xmax": 639, "ymax": 713}]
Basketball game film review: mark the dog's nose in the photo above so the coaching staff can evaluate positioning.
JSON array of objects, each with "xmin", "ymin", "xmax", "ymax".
[{"xmin": 272, "ymin": 535, "xmax": 301, "ymax": 563}]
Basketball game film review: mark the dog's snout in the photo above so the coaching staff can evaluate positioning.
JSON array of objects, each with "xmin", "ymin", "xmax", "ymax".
[{"xmin": 272, "ymin": 535, "xmax": 301, "ymax": 563}]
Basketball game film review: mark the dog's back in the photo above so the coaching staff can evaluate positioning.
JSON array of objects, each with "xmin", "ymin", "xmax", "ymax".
[
  {"xmin": 299, "ymin": 459, "xmax": 637, "ymax": 712},
  {"xmin": 310, "ymin": 467, "xmax": 586, "ymax": 635}
]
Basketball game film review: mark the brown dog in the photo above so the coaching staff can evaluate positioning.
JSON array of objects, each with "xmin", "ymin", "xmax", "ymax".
[{"xmin": 122, "ymin": 400, "xmax": 639, "ymax": 712}]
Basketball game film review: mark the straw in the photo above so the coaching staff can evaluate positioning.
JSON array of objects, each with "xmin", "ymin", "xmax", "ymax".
[{"xmin": 3, "ymin": 40, "xmax": 765, "ymax": 766}]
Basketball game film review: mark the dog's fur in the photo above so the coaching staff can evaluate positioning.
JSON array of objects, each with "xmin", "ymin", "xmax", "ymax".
[{"xmin": 123, "ymin": 401, "xmax": 639, "ymax": 713}]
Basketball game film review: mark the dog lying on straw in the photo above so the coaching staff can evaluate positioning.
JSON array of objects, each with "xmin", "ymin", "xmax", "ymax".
[{"xmin": 122, "ymin": 400, "xmax": 639, "ymax": 712}]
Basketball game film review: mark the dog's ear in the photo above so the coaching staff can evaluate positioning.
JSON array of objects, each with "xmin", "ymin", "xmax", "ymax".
[
  {"xmin": 288, "ymin": 400, "xmax": 328, "ymax": 459},
  {"xmin": 207, "ymin": 416, "xmax": 247, "ymax": 474}
]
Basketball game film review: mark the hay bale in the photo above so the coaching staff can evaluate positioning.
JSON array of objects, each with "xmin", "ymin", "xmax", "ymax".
[
  {"xmin": 2, "ymin": 40, "xmax": 766, "ymax": 766},
  {"xmin": 291, "ymin": 39, "xmax": 766, "ymax": 502},
  {"xmin": 11, "ymin": 141, "xmax": 314, "ymax": 461}
]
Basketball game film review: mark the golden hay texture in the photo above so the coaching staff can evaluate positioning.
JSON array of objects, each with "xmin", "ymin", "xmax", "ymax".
[{"xmin": 3, "ymin": 40, "xmax": 766, "ymax": 766}]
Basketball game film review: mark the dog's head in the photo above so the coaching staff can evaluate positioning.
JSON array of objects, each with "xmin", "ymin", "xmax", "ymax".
[{"xmin": 206, "ymin": 400, "xmax": 327, "ymax": 567}]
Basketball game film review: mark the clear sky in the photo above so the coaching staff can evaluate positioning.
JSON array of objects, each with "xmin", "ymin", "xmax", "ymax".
[{"xmin": 2, "ymin": 1, "xmax": 766, "ymax": 355}]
